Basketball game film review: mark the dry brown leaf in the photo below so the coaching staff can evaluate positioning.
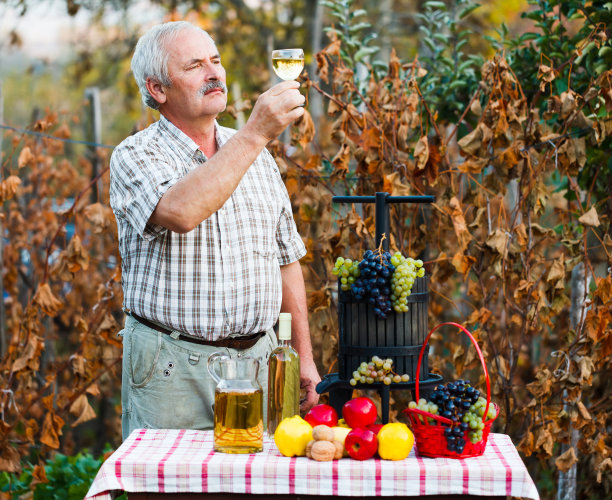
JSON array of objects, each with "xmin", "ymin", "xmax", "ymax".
[
  {"xmin": 86, "ymin": 383, "xmax": 101, "ymax": 398},
  {"xmin": 384, "ymin": 172, "xmax": 411, "ymax": 196},
  {"xmin": 66, "ymin": 234, "xmax": 89, "ymax": 272},
  {"xmin": 560, "ymin": 91, "xmax": 577, "ymax": 119},
  {"xmin": 0, "ymin": 175, "xmax": 22, "ymax": 202},
  {"xmin": 538, "ymin": 64, "xmax": 556, "ymax": 92},
  {"xmin": 547, "ymin": 257, "xmax": 565, "ymax": 283},
  {"xmin": 70, "ymin": 394, "xmax": 97, "ymax": 427},
  {"xmin": 40, "ymin": 412, "xmax": 64, "ymax": 449},
  {"xmin": 414, "ymin": 136, "xmax": 429, "ymax": 171},
  {"xmin": 0, "ymin": 445, "xmax": 21, "ymax": 473},
  {"xmin": 293, "ymin": 109, "xmax": 315, "ymax": 148},
  {"xmin": 25, "ymin": 419, "xmax": 39, "ymax": 445},
  {"xmin": 468, "ymin": 307, "xmax": 492, "ymax": 326},
  {"xmin": 555, "ymin": 447, "xmax": 578, "ymax": 473},
  {"xmin": 451, "ymin": 251, "xmax": 476, "ymax": 277},
  {"xmin": 576, "ymin": 401, "xmax": 591, "ymax": 421},
  {"xmin": 578, "ymin": 206, "xmax": 600, "ymax": 227},
  {"xmin": 97, "ymin": 313, "xmax": 119, "ymax": 334},
  {"xmin": 458, "ymin": 158, "xmax": 487, "ymax": 174},
  {"xmin": 486, "ymin": 229, "xmax": 510, "ymax": 259},
  {"xmin": 70, "ymin": 353, "xmax": 87, "ymax": 377},
  {"xmin": 18, "ymin": 146, "xmax": 34, "ymax": 168},
  {"xmin": 308, "ymin": 289, "xmax": 331, "ymax": 313},
  {"xmin": 331, "ymin": 143, "xmax": 351, "ymax": 173},
  {"xmin": 84, "ymin": 203, "xmax": 111, "ymax": 234},
  {"xmin": 535, "ymin": 427, "xmax": 554, "ymax": 457},
  {"xmin": 31, "ymin": 464, "xmax": 49, "ymax": 485},
  {"xmin": 446, "ymin": 197, "xmax": 472, "ymax": 252},
  {"xmin": 33, "ymin": 283, "xmax": 63, "ymax": 317},
  {"xmin": 11, "ymin": 334, "xmax": 43, "ymax": 372},
  {"xmin": 316, "ymin": 52, "xmax": 330, "ymax": 84},
  {"xmin": 458, "ymin": 126, "xmax": 482, "ymax": 156}
]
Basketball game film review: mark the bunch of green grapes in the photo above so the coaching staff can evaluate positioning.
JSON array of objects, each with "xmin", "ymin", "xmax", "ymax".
[
  {"xmin": 389, "ymin": 253, "xmax": 425, "ymax": 313},
  {"xmin": 332, "ymin": 257, "xmax": 360, "ymax": 292},
  {"xmin": 349, "ymin": 355, "xmax": 410, "ymax": 386},
  {"xmin": 407, "ymin": 398, "xmax": 439, "ymax": 424},
  {"xmin": 463, "ymin": 396, "xmax": 497, "ymax": 444}
]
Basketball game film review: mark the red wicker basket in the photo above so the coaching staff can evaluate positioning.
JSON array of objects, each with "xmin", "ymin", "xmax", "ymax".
[{"xmin": 403, "ymin": 322, "xmax": 498, "ymax": 459}]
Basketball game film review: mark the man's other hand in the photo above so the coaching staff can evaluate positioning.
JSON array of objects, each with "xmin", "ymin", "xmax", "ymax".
[
  {"xmin": 299, "ymin": 358, "xmax": 321, "ymax": 414},
  {"xmin": 245, "ymin": 81, "xmax": 306, "ymax": 143}
]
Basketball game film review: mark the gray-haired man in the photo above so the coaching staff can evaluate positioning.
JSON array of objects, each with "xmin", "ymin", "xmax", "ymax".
[{"xmin": 110, "ymin": 21, "xmax": 320, "ymax": 440}]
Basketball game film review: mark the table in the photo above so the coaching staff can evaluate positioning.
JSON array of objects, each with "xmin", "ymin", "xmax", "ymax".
[{"xmin": 85, "ymin": 429, "xmax": 539, "ymax": 500}]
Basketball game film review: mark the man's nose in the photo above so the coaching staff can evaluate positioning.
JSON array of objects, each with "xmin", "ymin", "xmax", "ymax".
[{"xmin": 205, "ymin": 64, "xmax": 222, "ymax": 81}]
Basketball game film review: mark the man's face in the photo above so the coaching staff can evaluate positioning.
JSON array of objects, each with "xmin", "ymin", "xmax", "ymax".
[{"xmin": 160, "ymin": 28, "xmax": 227, "ymax": 121}]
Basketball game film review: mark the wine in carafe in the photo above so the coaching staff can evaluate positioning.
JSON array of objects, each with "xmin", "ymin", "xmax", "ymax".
[{"xmin": 214, "ymin": 386, "xmax": 263, "ymax": 453}]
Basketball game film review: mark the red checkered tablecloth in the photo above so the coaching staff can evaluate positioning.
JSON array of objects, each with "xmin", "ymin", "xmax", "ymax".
[{"xmin": 85, "ymin": 429, "xmax": 539, "ymax": 499}]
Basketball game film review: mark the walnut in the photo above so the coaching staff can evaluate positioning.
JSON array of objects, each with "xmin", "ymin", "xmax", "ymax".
[
  {"xmin": 305, "ymin": 439, "xmax": 316, "ymax": 459},
  {"xmin": 332, "ymin": 440, "xmax": 344, "ymax": 460},
  {"xmin": 312, "ymin": 425, "xmax": 335, "ymax": 442},
  {"xmin": 310, "ymin": 440, "xmax": 336, "ymax": 461}
]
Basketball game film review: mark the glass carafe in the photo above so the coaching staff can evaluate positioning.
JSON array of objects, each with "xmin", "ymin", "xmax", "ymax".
[{"xmin": 207, "ymin": 352, "xmax": 263, "ymax": 453}]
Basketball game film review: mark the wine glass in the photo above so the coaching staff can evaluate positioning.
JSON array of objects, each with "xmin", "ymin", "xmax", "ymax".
[{"xmin": 271, "ymin": 48, "xmax": 305, "ymax": 81}]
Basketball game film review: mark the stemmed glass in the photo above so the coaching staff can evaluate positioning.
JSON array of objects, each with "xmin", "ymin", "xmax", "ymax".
[{"xmin": 271, "ymin": 49, "xmax": 305, "ymax": 81}]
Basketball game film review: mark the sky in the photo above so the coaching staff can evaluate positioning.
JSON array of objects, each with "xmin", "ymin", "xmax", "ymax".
[{"xmin": 0, "ymin": 0, "xmax": 165, "ymax": 71}]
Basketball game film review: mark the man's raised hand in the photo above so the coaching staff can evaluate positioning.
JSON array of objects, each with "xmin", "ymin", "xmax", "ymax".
[{"xmin": 244, "ymin": 81, "xmax": 305, "ymax": 143}]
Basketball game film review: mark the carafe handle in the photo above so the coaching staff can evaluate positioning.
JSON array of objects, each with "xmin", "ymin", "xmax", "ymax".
[{"xmin": 207, "ymin": 351, "xmax": 228, "ymax": 385}]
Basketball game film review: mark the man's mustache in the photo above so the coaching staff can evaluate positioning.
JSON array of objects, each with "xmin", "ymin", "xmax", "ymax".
[{"xmin": 198, "ymin": 81, "xmax": 228, "ymax": 96}]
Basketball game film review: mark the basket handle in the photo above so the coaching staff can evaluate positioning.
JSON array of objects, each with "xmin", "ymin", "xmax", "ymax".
[{"xmin": 415, "ymin": 322, "xmax": 491, "ymax": 423}]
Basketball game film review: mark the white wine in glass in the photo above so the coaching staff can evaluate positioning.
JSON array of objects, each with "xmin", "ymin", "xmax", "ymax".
[{"xmin": 271, "ymin": 49, "xmax": 305, "ymax": 81}]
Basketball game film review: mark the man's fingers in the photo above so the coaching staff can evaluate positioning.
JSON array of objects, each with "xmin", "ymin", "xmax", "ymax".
[
  {"xmin": 269, "ymin": 80, "xmax": 301, "ymax": 96},
  {"xmin": 299, "ymin": 386, "xmax": 319, "ymax": 413},
  {"xmin": 286, "ymin": 106, "xmax": 305, "ymax": 123}
]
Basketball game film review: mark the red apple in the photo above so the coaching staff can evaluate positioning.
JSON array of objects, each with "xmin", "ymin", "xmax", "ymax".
[
  {"xmin": 304, "ymin": 404, "xmax": 338, "ymax": 428},
  {"xmin": 366, "ymin": 423, "xmax": 383, "ymax": 435},
  {"xmin": 345, "ymin": 427, "xmax": 378, "ymax": 460},
  {"xmin": 342, "ymin": 397, "xmax": 377, "ymax": 429}
]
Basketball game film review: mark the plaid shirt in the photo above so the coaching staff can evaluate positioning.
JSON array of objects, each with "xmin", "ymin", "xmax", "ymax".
[{"xmin": 110, "ymin": 116, "xmax": 306, "ymax": 339}]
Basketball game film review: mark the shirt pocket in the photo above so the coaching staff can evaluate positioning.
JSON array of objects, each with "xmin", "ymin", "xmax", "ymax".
[{"xmin": 240, "ymin": 196, "xmax": 278, "ymax": 259}]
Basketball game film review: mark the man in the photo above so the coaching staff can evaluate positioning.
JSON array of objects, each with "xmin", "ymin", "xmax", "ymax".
[{"xmin": 110, "ymin": 21, "xmax": 320, "ymax": 440}]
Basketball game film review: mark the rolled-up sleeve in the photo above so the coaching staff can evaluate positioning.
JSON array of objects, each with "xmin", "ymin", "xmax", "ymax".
[
  {"xmin": 276, "ymin": 203, "xmax": 307, "ymax": 265},
  {"xmin": 265, "ymin": 151, "xmax": 306, "ymax": 265},
  {"xmin": 110, "ymin": 142, "xmax": 178, "ymax": 240}
]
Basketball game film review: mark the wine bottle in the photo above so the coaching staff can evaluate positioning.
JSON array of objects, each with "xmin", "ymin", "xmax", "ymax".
[{"xmin": 267, "ymin": 313, "xmax": 300, "ymax": 435}]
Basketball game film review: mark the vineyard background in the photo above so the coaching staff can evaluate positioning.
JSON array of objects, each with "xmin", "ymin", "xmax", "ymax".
[{"xmin": 0, "ymin": 0, "xmax": 610, "ymax": 499}]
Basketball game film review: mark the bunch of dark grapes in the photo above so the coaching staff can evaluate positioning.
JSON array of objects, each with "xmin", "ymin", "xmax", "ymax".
[
  {"xmin": 408, "ymin": 379, "xmax": 497, "ymax": 454},
  {"xmin": 351, "ymin": 249, "xmax": 394, "ymax": 319}
]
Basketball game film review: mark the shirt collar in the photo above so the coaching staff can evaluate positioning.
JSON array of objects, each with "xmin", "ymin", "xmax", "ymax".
[{"xmin": 159, "ymin": 115, "xmax": 227, "ymax": 163}]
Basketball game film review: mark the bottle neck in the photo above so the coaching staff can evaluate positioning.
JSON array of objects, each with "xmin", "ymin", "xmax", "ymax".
[
  {"xmin": 279, "ymin": 338, "xmax": 291, "ymax": 347},
  {"xmin": 278, "ymin": 317, "xmax": 291, "ymax": 344}
]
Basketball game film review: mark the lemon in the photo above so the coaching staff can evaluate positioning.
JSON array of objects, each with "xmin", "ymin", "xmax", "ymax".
[
  {"xmin": 337, "ymin": 418, "xmax": 350, "ymax": 428},
  {"xmin": 377, "ymin": 423, "xmax": 414, "ymax": 460},
  {"xmin": 274, "ymin": 415, "xmax": 313, "ymax": 457},
  {"xmin": 331, "ymin": 426, "xmax": 350, "ymax": 445}
]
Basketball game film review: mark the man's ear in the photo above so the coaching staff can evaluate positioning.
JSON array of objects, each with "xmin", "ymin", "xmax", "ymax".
[{"xmin": 146, "ymin": 78, "xmax": 167, "ymax": 106}]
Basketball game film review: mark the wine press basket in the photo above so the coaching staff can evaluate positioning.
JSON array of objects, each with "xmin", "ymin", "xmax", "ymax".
[
  {"xmin": 316, "ymin": 193, "xmax": 442, "ymax": 423},
  {"xmin": 403, "ymin": 322, "xmax": 498, "ymax": 459}
]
